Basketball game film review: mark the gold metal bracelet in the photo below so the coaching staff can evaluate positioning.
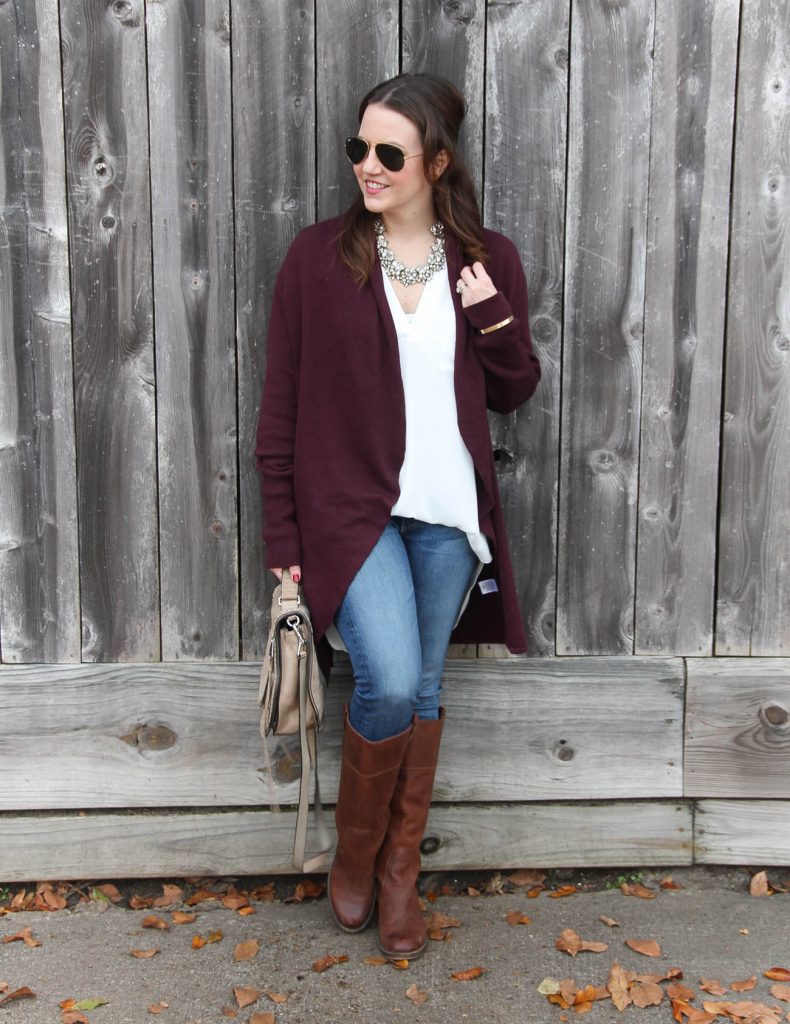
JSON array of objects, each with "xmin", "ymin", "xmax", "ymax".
[{"xmin": 479, "ymin": 314, "xmax": 514, "ymax": 335}]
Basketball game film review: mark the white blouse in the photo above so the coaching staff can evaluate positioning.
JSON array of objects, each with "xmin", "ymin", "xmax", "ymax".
[{"xmin": 384, "ymin": 269, "xmax": 492, "ymax": 565}]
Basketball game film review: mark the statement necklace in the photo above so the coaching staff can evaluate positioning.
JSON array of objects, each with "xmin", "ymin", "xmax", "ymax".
[{"xmin": 375, "ymin": 218, "xmax": 446, "ymax": 287}]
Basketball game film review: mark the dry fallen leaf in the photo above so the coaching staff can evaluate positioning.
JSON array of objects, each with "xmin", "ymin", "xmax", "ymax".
[
  {"xmin": 730, "ymin": 977, "xmax": 757, "ymax": 992},
  {"xmin": 765, "ymin": 970, "xmax": 790, "ymax": 983},
  {"xmin": 667, "ymin": 982, "xmax": 696, "ymax": 1001},
  {"xmin": 153, "ymin": 884, "xmax": 183, "ymax": 907},
  {"xmin": 130, "ymin": 894, "xmax": 154, "ymax": 910},
  {"xmin": 0, "ymin": 987, "xmax": 36, "ymax": 1007},
  {"xmin": 251, "ymin": 883, "xmax": 276, "ymax": 903},
  {"xmin": 772, "ymin": 985, "xmax": 790, "ymax": 1003},
  {"xmin": 549, "ymin": 885, "xmax": 578, "ymax": 899},
  {"xmin": 171, "ymin": 911, "xmax": 196, "ymax": 925},
  {"xmin": 631, "ymin": 981, "xmax": 664, "ymax": 1008},
  {"xmin": 427, "ymin": 928, "xmax": 452, "ymax": 942},
  {"xmin": 505, "ymin": 910, "xmax": 531, "ymax": 926},
  {"xmin": 424, "ymin": 911, "xmax": 461, "ymax": 930},
  {"xmin": 660, "ymin": 876, "xmax": 683, "ymax": 890},
  {"xmin": 599, "ymin": 915, "xmax": 620, "ymax": 928},
  {"xmin": 290, "ymin": 879, "xmax": 325, "ymax": 902},
  {"xmin": 607, "ymin": 961, "xmax": 633, "ymax": 1011},
  {"xmin": 467, "ymin": 885, "xmax": 481, "ymax": 896},
  {"xmin": 405, "ymin": 983, "xmax": 429, "ymax": 1005},
  {"xmin": 249, "ymin": 1014, "xmax": 275, "ymax": 1024},
  {"xmin": 508, "ymin": 869, "xmax": 546, "ymax": 888},
  {"xmin": 1, "ymin": 927, "xmax": 41, "ymax": 947},
  {"xmin": 539, "ymin": 977, "xmax": 561, "ymax": 995},
  {"xmin": 625, "ymin": 938, "xmax": 661, "ymax": 957},
  {"xmin": 362, "ymin": 956, "xmax": 388, "ymax": 966},
  {"xmin": 700, "ymin": 978, "xmax": 727, "ymax": 995},
  {"xmin": 312, "ymin": 954, "xmax": 348, "ymax": 973},
  {"xmin": 555, "ymin": 928, "xmax": 608, "ymax": 957},
  {"xmin": 185, "ymin": 889, "xmax": 219, "ymax": 907},
  {"xmin": 234, "ymin": 987, "xmax": 261, "ymax": 1009},
  {"xmin": 238, "ymin": 906, "xmax": 255, "ymax": 917},
  {"xmin": 390, "ymin": 959, "xmax": 410, "ymax": 970},
  {"xmin": 131, "ymin": 948, "xmax": 160, "ymax": 959},
  {"xmin": 234, "ymin": 939, "xmax": 260, "ymax": 962},
  {"xmin": 703, "ymin": 999, "xmax": 782, "ymax": 1020},
  {"xmin": 750, "ymin": 871, "xmax": 771, "ymax": 897},
  {"xmin": 620, "ymin": 882, "xmax": 657, "ymax": 900},
  {"xmin": 266, "ymin": 991, "xmax": 288, "ymax": 1004},
  {"xmin": 141, "ymin": 915, "xmax": 169, "ymax": 931},
  {"xmin": 451, "ymin": 966, "xmax": 485, "ymax": 981},
  {"xmin": 148, "ymin": 1001, "xmax": 168, "ymax": 1014},
  {"xmin": 62, "ymin": 1012, "xmax": 90, "ymax": 1024},
  {"xmin": 220, "ymin": 1006, "xmax": 237, "ymax": 1018}
]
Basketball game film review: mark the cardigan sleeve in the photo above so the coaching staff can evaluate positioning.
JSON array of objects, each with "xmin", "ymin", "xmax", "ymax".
[
  {"xmin": 462, "ymin": 238, "xmax": 541, "ymax": 414},
  {"xmin": 254, "ymin": 265, "xmax": 302, "ymax": 568}
]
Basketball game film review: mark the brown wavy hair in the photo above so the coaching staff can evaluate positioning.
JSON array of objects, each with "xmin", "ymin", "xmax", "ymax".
[{"xmin": 335, "ymin": 73, "xmax": 487, "ymax": 285}]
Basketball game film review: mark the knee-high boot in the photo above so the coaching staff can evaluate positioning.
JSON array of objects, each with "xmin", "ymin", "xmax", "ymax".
[
  {"xmin": 328, "ymin": 708, "xmax": 413, "ymax": 932},
  {"xmin": 375, "ymin": 709, "xmax": 444, "ymax": 959}
]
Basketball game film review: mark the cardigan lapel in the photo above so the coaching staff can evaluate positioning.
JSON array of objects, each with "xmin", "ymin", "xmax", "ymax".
[{"xmin": 369, "ymin": 259, "xmax": 401, "ymax": 361}]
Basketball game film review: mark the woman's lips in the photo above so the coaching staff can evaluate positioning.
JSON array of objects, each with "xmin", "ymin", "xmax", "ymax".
[{"xmin": 365, "ymin": 181, "xmax": 388, "ymax": 195}]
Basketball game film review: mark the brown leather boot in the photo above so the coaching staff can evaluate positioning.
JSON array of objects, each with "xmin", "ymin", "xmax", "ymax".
[
  {"xmin": 328, "ymin": 708, "xmax": 413, "ymax": 932},
  {"xmin": 376, "ymin": 710, "xmax": 444, "ymax": 959}
]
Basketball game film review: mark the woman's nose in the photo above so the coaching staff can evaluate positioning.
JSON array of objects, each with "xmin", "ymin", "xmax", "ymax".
[{"xmin": 361, "ymin": 147, "xmax": 383, "ymax": 174}]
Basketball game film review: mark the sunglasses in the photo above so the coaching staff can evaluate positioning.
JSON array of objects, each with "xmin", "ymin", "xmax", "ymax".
[{"xmin": 345, "ymin": 136, "xmax": 422, "ymax": 173}]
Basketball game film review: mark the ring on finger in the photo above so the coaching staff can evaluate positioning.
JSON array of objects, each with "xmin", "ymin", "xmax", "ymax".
[{"xmin": 456, "ymin": 280, "xmax": 466, "ymax": 293}]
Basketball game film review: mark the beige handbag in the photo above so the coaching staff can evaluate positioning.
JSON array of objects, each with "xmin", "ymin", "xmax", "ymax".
[{"xmin": 258, "ymin": 571, "xmax": 330, "ymax": 871}]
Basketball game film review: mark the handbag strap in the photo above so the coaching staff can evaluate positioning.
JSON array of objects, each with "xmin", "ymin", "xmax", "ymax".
[
  {"xmin": 279, "ymin": 568, "xmax": 300, "ymax": 608},
  {"xmin": 293, "ymin": 640, "xmax": 332, "ymax": 872}
]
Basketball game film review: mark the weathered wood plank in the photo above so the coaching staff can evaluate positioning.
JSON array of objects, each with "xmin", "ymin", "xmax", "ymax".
[
  {"xmin": 316, "ymin": 0, "xmax": 399, "ymax": 219},
  {"xmin": 0, "ymin": 801, "xmax": 693, "ymax": 881},
  {"xmin": 234, "ymin": 1, "xmax": 315, "ymax": 660},
  {"xmin": 557, "ymin": 0, "xmax": 654, "ymax": 654},
  {"xmin": 716, "ymin": 0, "xmax": 790, "ymax": 655},
  {"xmin": 635, "ymin": 0, "xmax": 738, "ymax": 655},
  {"xmin": 0, "ymin": 658, "xmax": 683, "ymax": 809},
  {"xmin": 485, "ymin": 0, "xmax": 569, "ymax": 655},
  {"xmin": 401, "ymin": 0, "xmax": 484, "ymax": 197},
  {"xmin": 685, "ymin": 658, "xmax": 790, "ymax": 798},
  {"xmin": 0, "ymin": 0, "xmax": 80, "ymax": 662},
  {"xmin": 695, "ymin": 800, "xmax": 790, "ymax": 865},
  {"xmin": 60, "ymin": 0, "xmax": 158, "ymax": 660},
  {"xmin": 146, "ymin": 0, "xmax": 237, "ymax": 659}
]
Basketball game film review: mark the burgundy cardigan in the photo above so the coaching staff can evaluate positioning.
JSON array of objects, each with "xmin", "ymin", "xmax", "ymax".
[{"xmin": 255, "ymin": 214, "xmax": 541, "ymax": 656}]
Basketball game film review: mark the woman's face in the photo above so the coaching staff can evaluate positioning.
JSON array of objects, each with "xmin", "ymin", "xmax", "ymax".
[{"xmin": 352, "ymin": 104, "xmax": 433, "ymax": 219}]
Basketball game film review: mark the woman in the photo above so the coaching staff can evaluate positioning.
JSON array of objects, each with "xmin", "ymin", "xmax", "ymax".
[{"xmin": 255, "ymin": 73, "xmax": 540, "ymax": 959}]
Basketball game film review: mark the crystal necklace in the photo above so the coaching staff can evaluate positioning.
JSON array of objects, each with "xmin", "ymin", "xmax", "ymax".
[{"xmin": 375, "ymin": 218, "xmax": 446, "ymax": 287}]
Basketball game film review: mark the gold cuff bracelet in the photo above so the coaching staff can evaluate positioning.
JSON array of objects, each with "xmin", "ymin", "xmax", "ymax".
[{"xmin": 479, "ymin": 315, "xmax": 515, "ymax": 335}]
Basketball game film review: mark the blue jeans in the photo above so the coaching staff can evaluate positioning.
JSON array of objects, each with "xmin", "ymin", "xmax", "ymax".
[{"xmin": 334, "ymin": 517, "xmax": 479, "ymax": 742}]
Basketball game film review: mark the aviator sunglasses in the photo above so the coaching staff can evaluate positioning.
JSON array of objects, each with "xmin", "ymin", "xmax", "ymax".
[{"xmin": 345, "ymin": 135, "xmax": 422, "ymax": 173}]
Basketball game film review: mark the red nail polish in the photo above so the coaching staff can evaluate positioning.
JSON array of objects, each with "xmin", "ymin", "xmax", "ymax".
[{"xmin": 293, "ymin": 573, "xmax": 301, "ymax": 583}]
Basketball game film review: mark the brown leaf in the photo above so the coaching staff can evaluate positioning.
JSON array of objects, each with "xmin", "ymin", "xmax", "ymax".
[
  {"xmin": 2, "ymin": 926, "xmax": 41, "ymax": 947},
  {"xmin": 549, "ymin": 885, "xmax": 578, "ymax": 899},
  {"xmin": 36, "ymin": 883, "xmax": 68, "ymax": 911},
  {"xmin": 699, "ymin": 978, "xmax": 727, "ymax": 996},
  {"xmin": 660, "ymin": 876, "xmax": 683, "ymax": 890},
  {"xmin": 424, "ymin": 889, "xmax": 439, "ymax": 903},
  {"xmin": 234, "ymin": 987, "xmax": 261, "ymax": 1009},
  {"xmin": 250, "ymin": 1014, "xmax": 275, "ymax": 1024},
  {"xmin": 141, "ymin": 915, "xmax": 169, "ymax": 931},
  {"xmin": 405, "ymin": 983, "xmax": 429, "ymax": 1005},
  {"xmin": 251, "ymin": 883, "xmax": 276, "ymax": 903},
  {"xmin": 191, "ymin": 935, "xmax": 206, "ymax": 949},
  {"xmin": 153, "ymin": 884, "xmax": 183, "ymax": 908},
  {"xmin": 427, "ymin": 928, "xmax": 452, "ymax": 942},
  {"xmin": 750, "ymin": 870, "xmax": 771, "ymax": 897},
  {"xmin": 131, "ymin": 948, "xmax": 160, "ymax": 959},
  {"xmin": 222, "ymin": 893, "xmax": 250, "ymax": 911},
  {"xmin": 765, "ymin": 970, "xmax": 790, "ymax": 983},
  {"xmin": 266, "ymin": 991, "xmax": 288, "ymax": 1003},
  {"xmin": 290, "ymin": 879, "xmax": 325, "ymax": 902},
  {"xmin": 312, "ymin": 954, "xmax": 348, "ymax": 972},
  {"xmin": 620, "ymin": 882, "xmax": 657, "ymax": 900},
  {"xmin": 221, "ymin": 1009, "xmax": 237, "ymax": 1020},
  {"xmin": 451, "ymin": 966, "xmax": 485, "ymax": 981},
  {"xmin": 185, "ymin": 889, "xmax": 219, "ymax": 906},
  {"xmin": 607, "ymin": 961, "xmax": 633, "ymax": 1011},
  {"xmin": 505, "ymin": 910, "xmax": 532, "ymax": 926},
  {"xmin": 730, "ymin": 977, "xmax": 757, "ymax": 992},
  {"xmin": 555, "ymin": 928, "xmax": 608, "ymax": 957},
  {"xmin": 424, "ymin": 911, "xmax": 461, "ymax": 930},
  {"xmin": 390, "ymin": 959, "xmax": 410, "ymax": 970},
  {"xmin": 234, "ymin": 939, "xmax": 260, "ymax": 962},
  {"xmin": 631, "ymin": 981, "xmax": 664, "ymax": 1008},
  {"xmin": 467, "ymin": 886, "xmax": 481, "ymax": 896},
  {"xmin": 148, "ymin": 1001, "xmax": 168, "ymax": 1014},
  {"xmin": 508, "ymin": 869, "xmax": 546, "ymax": 888},
  {"xmin": 703, "ymin": 1000, "xmax": 781, "ymax": 1019},
  {"xmin": 667, "ymin": 982, "xmax": 696, "ymax": 1001},
  {"xmin": 599, "ymin": 915, "xmax": 620, "ymax": 928},
  {"xmin": 362, "ymin": 956, "xmax": 388, "ymax": 966},
  {"xmin": 560, "ymin": 978, "xmax": 578, "ymax": 1007},
  {"xmin": 772, "ymin": 985, "xmax": 790, "ymax": 1003},
  {"xmin": 206, "ymin": 929, "xmax": 223, "ymax": 944},
  {"xmin": 171, "ymin": 911, "xmax": 196, "ymax": 925},
  {"xmin": 95, "ymin": 883, "xmax": 123, "ymax": 904},
  {"xmin": 0, "ymin": 987, "xmax": 36, "ymax": 1006},
  {"xmin": 62, "ymin": 1012, "xmax": 90, "ymax": 1024},
  {"xmin": 130, "ymin": 895, "xmax": 154, "ymax": 909},
  {"xmin": 625, "ymin": 938, "xmax": 661, "ymax": 957}
]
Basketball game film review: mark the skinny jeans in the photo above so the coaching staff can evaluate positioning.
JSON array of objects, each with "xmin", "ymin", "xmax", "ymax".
[{"xmin": 334, "ymin": 516, "xmax": 479, "ymax": 742}]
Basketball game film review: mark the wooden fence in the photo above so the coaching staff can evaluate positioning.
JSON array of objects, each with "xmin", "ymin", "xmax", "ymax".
[{"xmin": 0, "ymin": 0, "xmax": 788, "ymax": 880}]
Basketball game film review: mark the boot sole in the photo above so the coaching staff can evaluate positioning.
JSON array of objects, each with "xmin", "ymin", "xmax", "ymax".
[
  {"xmin": 378, "ymin": 937, "xmax": 428, "ymax": 961},
  {"xmin": 327, "ymin": 871, "xmax": 376, "ymax": 933}
]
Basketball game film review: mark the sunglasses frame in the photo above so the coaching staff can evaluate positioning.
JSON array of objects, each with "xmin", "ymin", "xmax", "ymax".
[{"xmin": 345, "ymin": 135, "xmax": 422, "ymax": 173}]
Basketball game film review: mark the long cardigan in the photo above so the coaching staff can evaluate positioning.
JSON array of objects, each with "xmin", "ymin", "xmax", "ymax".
[{"xmin": 255, "ymin": 214, "xmax": 541, "ymax": 659}]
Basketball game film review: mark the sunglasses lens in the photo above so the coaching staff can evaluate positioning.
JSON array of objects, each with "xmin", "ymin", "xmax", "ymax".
[
  {"xmin": 345, "ymin": 136, "xmax": 369, "ymax": 164},
  {"xmin": 375, "ymin": 144, "xmax": 406, "ymax": 172}
]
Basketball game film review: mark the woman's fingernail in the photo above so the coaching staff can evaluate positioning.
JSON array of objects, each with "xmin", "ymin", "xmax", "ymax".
[{"xmin": 293, "ymin": 573, "xmax": 301, "ymax": 583}]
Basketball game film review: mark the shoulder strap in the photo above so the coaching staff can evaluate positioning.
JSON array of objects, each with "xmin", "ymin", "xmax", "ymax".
[{"xmin": 292, "ymin": 619, "xmax": 331, "ymax": 873}]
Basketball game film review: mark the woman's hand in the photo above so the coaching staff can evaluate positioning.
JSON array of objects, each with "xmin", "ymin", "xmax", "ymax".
[
  {"xmin": 271, "ymin": 565, "xmax": 302, "ymax": 583},
  {"xmin": 457, "ymin": 262, "xmax": 498, "ymax": 307}
]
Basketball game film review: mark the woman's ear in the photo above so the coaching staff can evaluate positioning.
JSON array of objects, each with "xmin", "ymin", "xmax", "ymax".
[{"xmin": 430, "ymin": 149, "xmax": 450, "ymax": 181}]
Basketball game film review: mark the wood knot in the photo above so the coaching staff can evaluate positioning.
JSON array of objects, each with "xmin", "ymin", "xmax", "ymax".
[
  {"xmin": 553, "ymin": 739, "xmax": 575, "ymax": 762},
  {"xmin": 419, "ymin": 836, "xmax": 441, "ymax": 856},
  {"xmin": 120, "ymin": 723, "xmax": 177, "ymax": 751},
  {"xmin": 269, "ymin": 742, "xmax": 302, "ymax": 784},
  {"xmin": 760, "ymin": 703, "xmax": 790, "ymax": 731}
]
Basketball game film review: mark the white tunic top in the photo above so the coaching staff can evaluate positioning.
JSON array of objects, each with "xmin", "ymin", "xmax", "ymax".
[{"xmin": 384, "ymin": 269, "xmax": 492, "ymax": 565}]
